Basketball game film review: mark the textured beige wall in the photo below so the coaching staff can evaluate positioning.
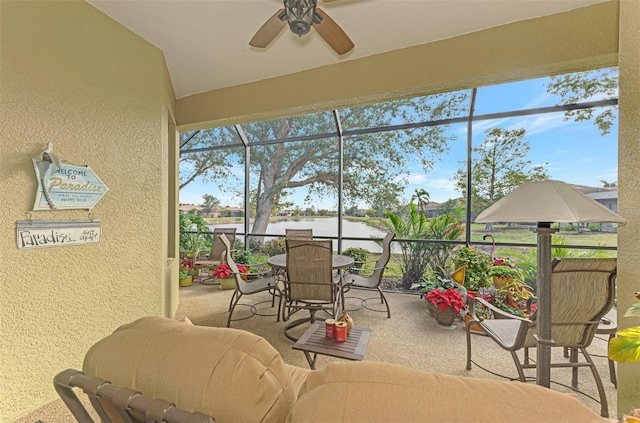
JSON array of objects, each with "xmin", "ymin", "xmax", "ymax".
[
  {"xmin": 0, "ymin": 1, "xmax": 177, "ymax": 421},
  {"xmin": 616, "ymin": 0, "xmax": 640, "ymax": 415}
]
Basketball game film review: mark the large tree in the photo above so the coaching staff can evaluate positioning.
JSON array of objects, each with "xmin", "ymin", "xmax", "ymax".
[
  {"xmin": 455, "ymin": 127, "xmax": 550, "ymax": 227},
  {"xmin": 546, "ymin": 67, "xmax": 618, "ymax": 136},
  {"xmin": 180, "ymin": 93, "xmax": 468, "ymax": 236}
]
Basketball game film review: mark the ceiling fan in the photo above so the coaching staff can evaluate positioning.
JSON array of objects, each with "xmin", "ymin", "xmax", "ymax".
[{"xmin": 249, "ymin": 0, "xmax": 354, "ymax": 55}]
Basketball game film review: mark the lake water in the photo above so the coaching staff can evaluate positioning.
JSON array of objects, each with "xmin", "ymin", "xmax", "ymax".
[{"xmin": 209, "ymin": 217, "xmax": 388, "ymax": 252}]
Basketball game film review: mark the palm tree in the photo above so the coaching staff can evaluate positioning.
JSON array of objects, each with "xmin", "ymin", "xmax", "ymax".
[{"xmin": 411, "ymin": 188, "xmax": 430, "ymax": 216}]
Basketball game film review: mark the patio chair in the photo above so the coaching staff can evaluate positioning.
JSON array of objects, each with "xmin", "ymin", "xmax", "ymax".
[
  {"xmin": 220, "ymin": 234, "xmax": 283, "ymax": 328},
  {"xmin": 283, "ymin": 239, "xmax": 340, "ymax": 341},
  {"xmin": 193, "ymin": 227, "xmax": 236, "ymax": 284},
  {"xmin": 341, "ymin": 232, "xmax": 395, "ymax": 318},
  {"xmin": 285, "ymin": 228, "xmax": 313, "ymax": 240},
  {"xmin": 566, "ymin": 304, "xmax": 618, "ymax": 388},
  {"xmin": 54, "ymin": 368, "xmax": 215, "ymax": 423},
  {"xmin": 465, "ymin": 257, "xmax": 617, "ymax": 418}
]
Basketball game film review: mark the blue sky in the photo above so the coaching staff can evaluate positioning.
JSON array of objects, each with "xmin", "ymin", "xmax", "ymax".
[{"xmin": 180, "ymin": 74, "xmax": 618, "ymax": 209}]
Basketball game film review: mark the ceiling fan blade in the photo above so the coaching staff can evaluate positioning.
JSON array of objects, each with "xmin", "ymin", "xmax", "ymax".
[
  {"xmin": 249, "ymin": 8, "xmax": 287, "ymax": 48},
  {"xmin": 313, "ymin": 8, "xmax": 354, "ymax": 55}
]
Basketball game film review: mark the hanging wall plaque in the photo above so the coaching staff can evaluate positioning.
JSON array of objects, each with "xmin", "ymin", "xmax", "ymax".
[
  {"xmin": 32, "ymin": 144, "xmax": 109, "ymax": 211},
  {"xmin": 17, "ymin": 219, "xmax": 102, "ymax": 249}
]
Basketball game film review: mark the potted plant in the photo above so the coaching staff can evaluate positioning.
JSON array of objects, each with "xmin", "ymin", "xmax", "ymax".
[
  {"xmin": 453, "ymin": 247, "xmax": 492, "ymax": 292},
  {"xmin": 212, "ymin": 263, "xmax": 247, "ymax": 290},
  {"xmin": 425, "ymin": 287, "xmax": 467, "ymax": 326},
  {"xmin": 412, "ymin": 274, "xmax": 466, "ymax": 301},
  {"xmin": 489, "ymin": 258, "xmax": 524, "ymax": 288},
  {"xmin": 179, "ymin": 258, "xmax": 194, "ymax": 287}
]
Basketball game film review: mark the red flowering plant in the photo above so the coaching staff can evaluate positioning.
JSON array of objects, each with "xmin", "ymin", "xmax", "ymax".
[
  {"xmin": 179, "ymin": 258, "xmax": 194, "ymax": 279},
  {"xmin": 212, "ymin": 263, "xmax": 247, "ymax": 279},
  {"xmin": 426, "ymin": 288, "xmax": 467, "ymax": 314}
]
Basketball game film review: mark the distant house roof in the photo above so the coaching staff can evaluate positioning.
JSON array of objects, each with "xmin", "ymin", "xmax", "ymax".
[
  {"xmin": 179, "ymin": 204, "xmax": 202, "ymax": 213},
  {"xmin": 587, "ymin": 190, "xmax": 618, "ymax": 201},
  {"xmin": 569, "ymin": 184, "xmax": 616, "ymax": 195}
]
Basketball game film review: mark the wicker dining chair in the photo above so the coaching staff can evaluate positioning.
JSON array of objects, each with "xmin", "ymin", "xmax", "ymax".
[
  {"xmin": 282, "ymin": 239, "xmax": 339, "ymax": 341},
  {"xmin": 193, "ymin": 227, "xmax": 237, "ymax": 284},
  {"xmin": 285, "ymin": 228, "xmax": 313, "ymax": 240},
  {"xmin": 465, "ymin": 257, "xmax": 617, "ymax": 418},
  {"xmin": 220, "ymin": 234, "xmax": 283, "ymax": 327},
  {"xmin": 341, "ymin": 232, "xmax": 395, "ymax": 318}
]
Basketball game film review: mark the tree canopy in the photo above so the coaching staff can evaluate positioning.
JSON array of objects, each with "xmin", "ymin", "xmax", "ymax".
[
  {"xmin": 455, "ymin": 127, "xmax": 550, "ymax": 215},
  {"xmin": 546, "ymin": 67, "xmax": 618, "ymax": 136}
]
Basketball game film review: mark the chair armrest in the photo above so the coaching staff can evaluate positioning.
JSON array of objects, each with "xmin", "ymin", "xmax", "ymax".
[{"xmin": 54, "ymin": 368, "xmax": 215, "ymax": 423}]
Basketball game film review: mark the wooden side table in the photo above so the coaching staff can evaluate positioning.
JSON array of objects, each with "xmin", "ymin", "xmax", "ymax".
[{"xmin": 292, "ymin": 321, "xmax": 372, "ymax": 369}]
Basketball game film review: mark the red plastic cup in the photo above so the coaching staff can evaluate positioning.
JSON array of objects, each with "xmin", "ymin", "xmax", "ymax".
[
  {"xmin": 325, "ymin": 319, "xmax": 336, "ymax": 339},
  {"xmin": 335, "ymin": 321, "xmax": 348, "ymax": 342}
]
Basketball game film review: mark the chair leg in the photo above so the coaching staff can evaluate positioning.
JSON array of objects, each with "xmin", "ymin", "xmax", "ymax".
[
  {"xmin": 580, "ymin": 347, "xmax": 609, "ymax": 418},
  {"xmin": 226, "ymin": 292, "xmax": 243, "ymax": 327},
  {"xmin": 465, "ymin": 325, "xmax": 473, "ymax": 370},
  {"xmin": 608, "ymin": 333, "xmax": 617, "ymax": 387},
  {"xmin": 273, "ymin": 288, "xmax": 282, "ymax": 323},
  {"xmin": 228, "ymin": 289, "xmax": 238, "ymax": 312},
  {"xmin": 570, "ymin": 348, "xmax": 579, "ymax": 388},
  {"xmin": 378, "ymin": 287, "xmax": 391, "ymax": 318},
  {"xmin": 510, "ymin": 351, "xmax": 527, "ymax": 382}
]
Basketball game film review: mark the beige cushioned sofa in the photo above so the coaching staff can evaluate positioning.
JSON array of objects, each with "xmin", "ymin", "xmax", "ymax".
[{"xmin": 82, "ymin": 316, "xmax": 606, "ymax": 423}]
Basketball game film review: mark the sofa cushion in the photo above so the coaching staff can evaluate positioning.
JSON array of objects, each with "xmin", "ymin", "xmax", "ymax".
[
  {"xmin": 287, "ymin": 361, "xmax": 606, "ymax": 423},
  {"xmin": 83, "ymin": 316, "xmax": 308, "ymax": 423}
]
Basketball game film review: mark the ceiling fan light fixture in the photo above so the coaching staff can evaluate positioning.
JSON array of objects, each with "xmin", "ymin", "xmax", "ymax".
[{"xmin": 284, "ymin": 0, "xmax": 317, "ymax": 36}]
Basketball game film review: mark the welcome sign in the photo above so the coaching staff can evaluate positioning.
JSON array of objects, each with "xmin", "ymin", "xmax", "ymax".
[{"xmin": 32, "ymin": 159, "xmax": 109, "ymax": 211}]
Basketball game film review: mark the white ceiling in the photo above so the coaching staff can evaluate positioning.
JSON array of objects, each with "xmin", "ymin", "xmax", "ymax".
[{"xmin": 87, "ymin": 0, "xmax": 608, "ymax": 99}]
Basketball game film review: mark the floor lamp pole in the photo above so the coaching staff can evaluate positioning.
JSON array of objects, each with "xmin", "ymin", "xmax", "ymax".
[{"xmin": 535, "ymin": 223, "xmax": 558, "ymax": 388}]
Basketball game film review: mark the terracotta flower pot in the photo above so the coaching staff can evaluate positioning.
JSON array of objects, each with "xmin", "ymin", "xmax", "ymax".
[
  {"xmin": 492, "ymin": 275, "xmax": 514, "ymax": 289},
  {"xmin": 464, "ymin": 313, "xmax": 484, "ymax": 333},
  {"xmin": 429, "ymin": 303, "xmax": 456, "ymax": 326}
]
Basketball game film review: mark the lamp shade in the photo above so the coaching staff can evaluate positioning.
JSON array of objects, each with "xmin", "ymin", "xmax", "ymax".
[{"xmin": 475, "ymin": 180, "xmax": 626, "ymax": 224}]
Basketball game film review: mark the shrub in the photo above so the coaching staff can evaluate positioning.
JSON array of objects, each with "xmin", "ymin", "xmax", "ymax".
[
  {"xmin": 234, "ymin": 248, "xmax": 251, "ymax": 265},
  {"xmin": 262, "ymin": 238, "xmax": 286, "ymax": 256},
  {"xmin": 383, "ymin": 203, "xmax": 463, "ymax": 289},
  {"xmin": 343, "ymin": 247, "xmax": 369, "ymax": 273},
  {"xmin": 497, "ymin": 236, "xmax": 608, "ymax": 291}
]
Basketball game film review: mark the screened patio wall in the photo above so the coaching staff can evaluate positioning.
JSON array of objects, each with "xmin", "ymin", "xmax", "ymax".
[{"xmin": 176, "ymin": 1, "xmax": 639, "ymax": 415}]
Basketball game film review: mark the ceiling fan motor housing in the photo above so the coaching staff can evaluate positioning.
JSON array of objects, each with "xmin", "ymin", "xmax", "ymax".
[{"xmin": 284, "ymin": 0, "xmax": 317, "ymax": 36}]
